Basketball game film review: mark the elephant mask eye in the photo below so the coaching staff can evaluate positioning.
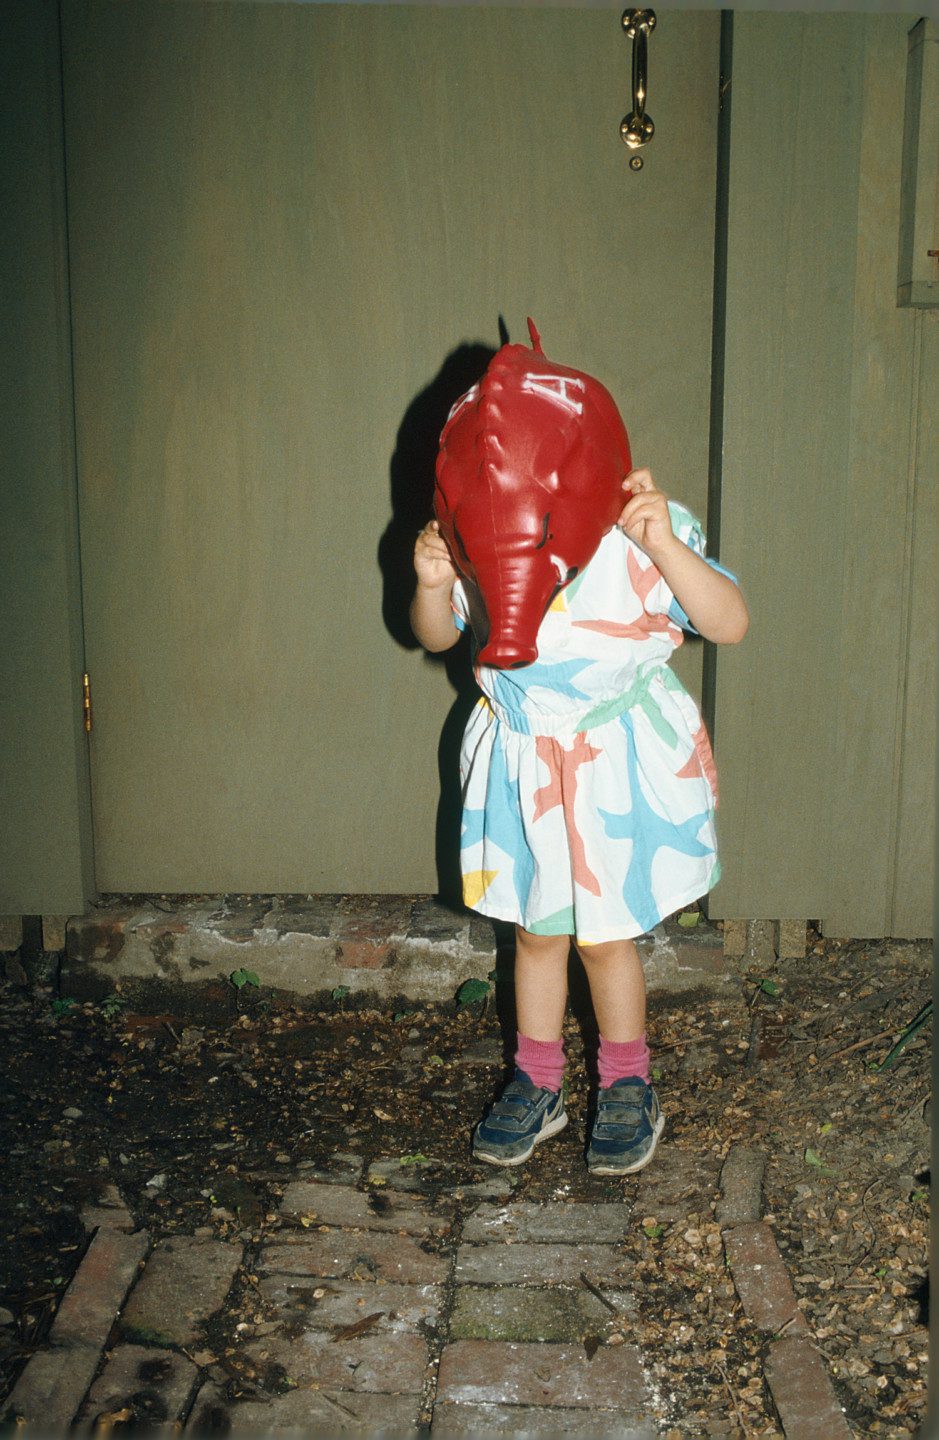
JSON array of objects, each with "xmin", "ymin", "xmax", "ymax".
[
  {"xmin": 535, "ymin": 514, "xmax": 552, "ymax": 550},
  {"xmin": 549, "ymin": 553, "xmax": 577, "ymax": 585}
]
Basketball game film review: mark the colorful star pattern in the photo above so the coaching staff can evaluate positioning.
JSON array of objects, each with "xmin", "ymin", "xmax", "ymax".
[{"xmin": 599, "ymin": 716, "xmax": 715, "ymax": 933}]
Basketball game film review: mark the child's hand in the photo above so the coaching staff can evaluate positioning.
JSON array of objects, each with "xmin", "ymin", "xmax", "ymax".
[
  {"xmin": 617, "ymin": 468, "xmax": 676, "ymax": 562},
  {"xmin": 414, "ymin": 520, "xmax": 457, "ymax": 590}
]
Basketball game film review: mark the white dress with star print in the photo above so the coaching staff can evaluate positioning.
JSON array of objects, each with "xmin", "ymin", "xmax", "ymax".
[{"xmin": 451, "ymin": 503, "xmax": 734, "ymax": 943}]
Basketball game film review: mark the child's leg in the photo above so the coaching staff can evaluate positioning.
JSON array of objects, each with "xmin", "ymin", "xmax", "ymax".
[
  {"xmin": 471, "ymin": 927, "xmax": 570, "ymax": 1166},
  {"xmin": 513, "ymin": 927, "xmax": 569, "ymax": 1092},
  {"xmin": 514, "ymin": 927, "xmax": 570, "ymax": 1040},
  {"xmin": 576, "ymin": 937, "xmax": 662, "ymax": 1175},
  {"xmin": 574, "ymin": 938, "xmax": 646, "ymax": 1044}
]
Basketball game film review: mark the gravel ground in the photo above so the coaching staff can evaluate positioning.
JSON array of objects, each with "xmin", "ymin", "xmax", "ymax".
[{"xmin": 0, "ymin": 932, "xmax": 930, "ymax": 1435}]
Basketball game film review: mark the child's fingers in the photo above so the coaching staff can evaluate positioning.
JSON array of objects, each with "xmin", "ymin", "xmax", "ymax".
[
  {"xmin": 618, "ymin": 492, "xmax": 667, "ymax": 529},
  {"xmin": 624, "ymin": 467, "xmax": 655, "ymax": 493}
]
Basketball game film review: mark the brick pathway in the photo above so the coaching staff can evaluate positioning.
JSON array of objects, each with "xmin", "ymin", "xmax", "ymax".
[{"xmin": 3, "ymin": 1143, "xmax": 853, "ymax": 1436}]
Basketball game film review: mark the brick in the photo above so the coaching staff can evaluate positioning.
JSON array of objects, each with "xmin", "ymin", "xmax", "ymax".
[
  {"xmin": 468, "ymin": 915, "xmax": 497, "ymax": 954},
  {"xmin": 367, "ymin": 1157, "xmax": 440, "ymax": 1192},
  {"xmin": 716, "ymin": 1145, "xmax": 766, "ymax": 1227},
  {"xmin": 431, "ymin": 1402, "xmax": 657, "ymax": 1436},
  {"xmin": 42, "ymin": 915, "xmax": 68, "ymax": 951},
  {"xmin": 76, "ymin": 1344, "xmax": 199, "ymax": 1434},
  {"xmin": 279, "ymin": 1181, "xmax": 451, "ymax": 1236},
  {"xmin": 298, "ymin": 1152, "xmax": 365, "ymax": 1185},
  {"xmin": 436, "ymin": 1340, "xmax": 649, "ymax": 1411},
  {"xmin": 204, "ymin": 899, "xmax": 273, "ymax": 940},
  {"xmin": 450, "ymin": 1172, "xmax": 517, "ymax": 1201},
  {"xmin": 3, "ymin": 1342, "xmax": 101, "ymax": 1428},
  {"xmin": 745, "ymin": 920, "xmax": 778, "ymax": 964},
  {"xmin": 243, "ymin": 1330, "xmax": 428, "ymax": 1392},
  {"xmin": 450, "ymin": 1284, "xmax": 633, "ymax": 1343},
  {"xmin": 455, "ymin": 1243, "xmax": 630, "ymax": 1288},
  {"xmin": 52, "ymin": 1227, "xmax": 149, "ymax": 1347},
  {"xmin": 337, "ymin": 939, "xmax": 394, "ymax": 970},
  {"xmin": 66, "ymin": 912, "xmax": 138, "ymax": 966},
  {"xmin": 461, "ymin": 1201, "xmax": 629, "ymax": 1246},
  {"xmin": 81, "ymin": 1203, "xmax": 137, "ymax": 1235},
  {"xmin": 778, "ymin": 919, "xmax": 808, "ymax": 958},
  {"xmin": 765, "ymin": 1335, "xmax": 854, "ymax": 1439},
  {"xmin": 188, "ymin": 1383, "xmax": 422, "ymax": 1433},
  {"xmin": 258, "ymin": 1232, "xmax": 449, "ymax": 1285},
  {"xmin": 455, "ymin": 1035, "xmax": 504, "ymax": 1067},
  {"xmin": 338, "ymin": 896, "xmax": 412, "ymax": 940},
  {"xmin": 120, "ymin": 1237, "xmax": 243, "ymax": 1347},
  {"xmin": 668, "ymin": 940, "xmax": 729, "ymax": 977},
  {"xmin": 408, "ymin": 896, "xmax": 467, "ymax": 942},
  {"xmin": 723, "ymin": 1223, "xmax": 808, "ymax": 1335},
  {"xmin": 81, "ymin": 1182, "xmax": 136, "ymax": 1235},
  {"xmin": 0, "ymin": 916, "xmax": 23, "ymax": 951},
  {"xmin": 265, "ymin": 898, "xmax": 337, "ymax": 938},
  {"xmin": 721, "ymin": 919, "xmax": 747, "ymax": 958},
  {"xmin": 257, "ymin": 1277, "xmax": 443, "ymax": 1332}
]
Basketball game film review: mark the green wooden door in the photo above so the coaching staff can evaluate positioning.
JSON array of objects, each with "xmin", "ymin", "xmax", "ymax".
[{"xmin": 63, "ymin": 2, "xmax": 721, "ymax": 893}]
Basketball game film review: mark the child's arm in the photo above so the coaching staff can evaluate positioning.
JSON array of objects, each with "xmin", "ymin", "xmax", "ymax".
[
  {"xmin": 619, "ymin": 469, "xmax": 749, "ymax": 645},
  {"xmin": 410, "ymin": 520, "xmax": 461, "ymax": 652}
]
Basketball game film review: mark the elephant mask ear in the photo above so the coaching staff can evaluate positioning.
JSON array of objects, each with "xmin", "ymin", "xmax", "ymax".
[{"xmin": 433, "ymin": 323, "xmax": 632, "ymax": 669}]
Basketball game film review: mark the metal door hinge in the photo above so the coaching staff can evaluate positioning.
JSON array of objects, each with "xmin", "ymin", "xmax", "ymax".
[{"xmin": 82, "ymin": 672, "xmax": 92, "ymax": 733}]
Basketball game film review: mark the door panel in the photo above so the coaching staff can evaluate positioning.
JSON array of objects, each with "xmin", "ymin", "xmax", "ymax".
[{"xmin": 63, "ymin": 2, "xmax": 719, "ymax": 891}]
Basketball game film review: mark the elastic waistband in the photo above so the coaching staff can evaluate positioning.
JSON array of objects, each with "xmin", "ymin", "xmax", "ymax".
[{"xmin": 489, "ymin": 668, "xmax": 660, "ymax": 738}]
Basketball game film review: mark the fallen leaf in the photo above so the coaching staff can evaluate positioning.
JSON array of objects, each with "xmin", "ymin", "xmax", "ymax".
[
  {"xmin": 90, "ymin": 1407, "xmax": 134, "ymax": 1432},
  {"xmin": 804, "ymin": 1147, "xmax": 837, "ymax": 1176},
  {"xmin": 331, "ymin": 1312, "xmax": 383, "ymax": 1342}
]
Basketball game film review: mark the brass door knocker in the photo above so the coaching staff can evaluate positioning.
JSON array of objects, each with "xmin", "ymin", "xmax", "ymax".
[{"xmin": 621, "ymin": 9, "xmax": 656, "ymax": 169}]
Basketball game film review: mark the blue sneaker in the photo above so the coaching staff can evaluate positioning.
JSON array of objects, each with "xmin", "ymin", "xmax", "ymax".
[
  {"xmin": 586, "ymin": 1077, "xmax": 664, "ymax": 1175},
  {"xmin": 472, "ymin": 1069, "xmax": 568, "ymax": 1166}
]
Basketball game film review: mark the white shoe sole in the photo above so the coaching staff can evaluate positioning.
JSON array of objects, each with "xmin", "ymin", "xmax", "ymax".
[
  {"xmin": 587, "ymin": 1110, "xmax": 665, "ymax": 1176},
  {"xmin": 473, "ymin": 1109, "xmax": 569, "ymax": 1167}
]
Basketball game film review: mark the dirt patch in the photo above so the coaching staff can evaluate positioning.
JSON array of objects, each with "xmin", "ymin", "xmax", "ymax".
[{"xmin": 0, "ymin": 934, "xmax": 929, "ymax": 1435}]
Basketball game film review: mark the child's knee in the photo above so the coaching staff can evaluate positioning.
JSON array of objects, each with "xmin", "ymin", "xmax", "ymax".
[
  {"xmin": 515, "ymin": 926, "xmax": 570, "ymax": 962},
  {"xmin": 575, "ymin": 937, "xmax": 639, "ymax": 968}
]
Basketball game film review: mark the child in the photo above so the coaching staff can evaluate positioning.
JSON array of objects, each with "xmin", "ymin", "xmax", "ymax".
[{"xmin": 411, "ymin": 466, "xmax": 748, "ymax": 1175}]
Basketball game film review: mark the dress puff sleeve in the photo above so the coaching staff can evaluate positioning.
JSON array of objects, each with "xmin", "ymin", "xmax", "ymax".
[
  {"xmin": 450, "ymin": 578, "xmax": 469, "ymax": 633},
  {"xmin": 644, "ymin": 501, "xmax": 740, "ymax": 636}
]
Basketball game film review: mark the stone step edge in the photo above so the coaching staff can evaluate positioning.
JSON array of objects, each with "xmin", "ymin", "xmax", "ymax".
[{"xmin": 60, "ymin": 896, "xmax": 732, "ymax": 1007}]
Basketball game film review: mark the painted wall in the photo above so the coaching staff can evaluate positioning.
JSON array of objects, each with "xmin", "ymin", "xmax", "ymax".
[
  {"xmin": 61, "ymin": 2, "xmax": 719, "ymax": 896},
  {"xmin": 3, "ymin": 4, "xmax": 934, "ymax": 937},
  {"xmin": 710, "ymin": 11, "xmax": 936, "ymax": 938},
  {"xmin": 0, "ymin": 0, "xmax": 94, "ymax": 915}
]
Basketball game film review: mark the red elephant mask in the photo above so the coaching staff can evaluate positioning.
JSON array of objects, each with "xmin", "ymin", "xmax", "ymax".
[{"xmin": 434, "ymin": 319, "xmax": 632, "ymax": 669}]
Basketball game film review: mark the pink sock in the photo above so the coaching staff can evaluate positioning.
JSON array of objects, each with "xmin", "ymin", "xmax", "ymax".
[
  {"xmin": 515, "ymin": 1033, "xmax": 565, "ymax": 1093},
  {"xmin": 598, "ymin": 1033, "xmax": 651, "ymax": 1087}
]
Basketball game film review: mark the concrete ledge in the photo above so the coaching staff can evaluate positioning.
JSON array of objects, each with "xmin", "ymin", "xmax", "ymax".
[{"xmin": 61, "ymin": 895, "xmax": 734, "ymax": 1015}]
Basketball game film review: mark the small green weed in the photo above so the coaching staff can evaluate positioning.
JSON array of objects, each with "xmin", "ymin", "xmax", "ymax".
[
  {"xmin": 456, "ymin": 978, "xmax": 490, "ymax": 1007},
  {"xmin": 229, "ymin": 968, "xmax": 260, "ymax": 990}
]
